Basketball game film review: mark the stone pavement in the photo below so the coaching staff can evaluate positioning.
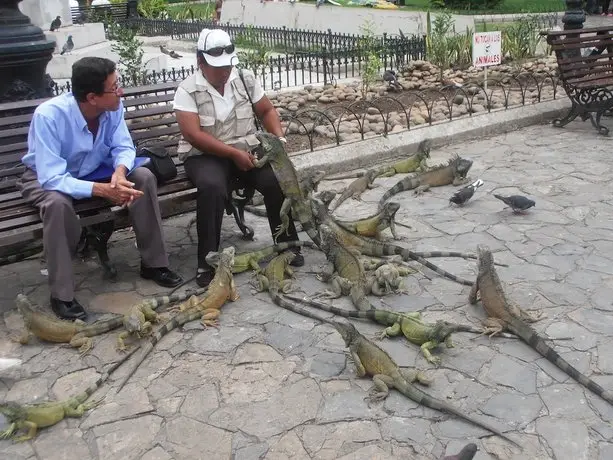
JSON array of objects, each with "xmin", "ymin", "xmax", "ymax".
[{"xmin": 2, "ymin": 117, "xmax": 613, "ymax": 460}]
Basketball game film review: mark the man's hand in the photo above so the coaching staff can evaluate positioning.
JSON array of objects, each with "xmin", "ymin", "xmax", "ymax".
[
  {"xmin": 232, "ymin": 150, "xmax": 256, "ymax": 172},
  {"xmin": 108, "ymin": 166, "xmax": 143, "ymax": 206}
]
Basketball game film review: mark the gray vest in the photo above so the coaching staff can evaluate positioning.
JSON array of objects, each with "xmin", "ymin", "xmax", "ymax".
[{"xmin": 176, "ymin": 70, "xmax": 260, "ymax": 162}]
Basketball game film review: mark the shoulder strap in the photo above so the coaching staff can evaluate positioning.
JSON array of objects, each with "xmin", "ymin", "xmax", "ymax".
[{"xmin": 238, "ymin": 68, "xmax": 263, "ymax": 132}]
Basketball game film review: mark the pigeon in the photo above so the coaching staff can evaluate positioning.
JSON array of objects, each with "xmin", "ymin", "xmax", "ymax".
[
  {"xmin": 169, "ymin": 50, "xmax": 183, "ymax": 59},
  {"xmin": 316, "ymin": 0, "xmax": 325, "ymax": 7},
  {"xmin": 449, "ymin": 179, "xmax": 483, "ymax": 206},
  {"xmin": 441, "ymin": 443, "xmax": 478, "ymax": 460},
  {"xmin": 160, "ymin": 44, "xmax": 171, "ymax": 55},
  {"xmin": 74, "ymin": 12, "xmax": 86, "ymax": 26},
  {"xmin": 50, "ymin": 15, "xmax": 61, "ymax": 31},
  {"xmin": 383, "ymin": 70, "xmax": 403, "ymax": 91},
  {"xmin": 494, "ymin": 193, "xmax": 535, "ymax": 213},
  {"xmin": 60, "ymin": 35, "xmax": 74, "ymax": 55}
]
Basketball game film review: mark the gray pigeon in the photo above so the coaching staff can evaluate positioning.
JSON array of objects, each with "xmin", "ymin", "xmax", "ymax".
[
  {"xmin": 441, "ymin": 443, "xmax": 478, "ymax": 460},
  {"xmin": 316, "ymin": 0, "xmax": 325, "ymax": 7},
  {"xmin": 449, "ymin": 179, "xmax": 484, "ymax": 206},
  {"xmin": 494, "ymin": 193, "xmax": 535, "ymax": 213},
  {"xmin": 383, "ymin": 70, "xmax": 403, "ymax": 91},
  {"xmin": 50, "ymin": 15, "xmax": 61, "ymax": 31},
  {"xmin": 60, "ymin": 35, "xmax": 74, "ymax": 55},
  {"xmin": 160, "ymin": 45, "xmax": 171, "ymax": 55},
  {"xmin": 169, "ymin": 50, "xmax": 183, "ymax": 59}
]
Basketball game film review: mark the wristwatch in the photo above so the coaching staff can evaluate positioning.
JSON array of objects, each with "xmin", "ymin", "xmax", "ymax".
[{"xmin": 278, "ymin": 136, "xmax": 287, "ymax": 144}]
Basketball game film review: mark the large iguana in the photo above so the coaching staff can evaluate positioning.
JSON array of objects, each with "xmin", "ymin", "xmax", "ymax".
[
  {"xmin": 116, "ymin": 303, "xmax": 160, "ymax": 352},
  {"xmin": 252, "ymin": 132, "xmax": 322, "ymax": 246},
  {"xmin": 252, "ymin": 250, "xmax": 297, "ymax": 296},
  {"xmin": 378, "ymin": 154, "xmax": 473, "ymax": 210},
  {"xmin": 248, "ymin": 170, "xmax": 326, "ymax": 207},
  {"xmin": 469, "ymin": 244, "xmax": 613, "ymax": 406},
  {"xmin": 325, "ymin": 139, "xmax": 431, "ymax": 180},
  {"xmin": 115, "ymin": 246, "xmax": 239, "ymax": 393},
  {"xmin": 13, "ymin": 290, "xmax": 206, "ymax": 355},
  {"xmin": 335, "ymin": 201, "xmax": 402, "ymax": 240},
  {"xmin": 328, "ymin": 168, "xmax": 379, "ymax": 213},
  {"xmin": 232, "ymin": 241, "xmax": 318, "ymax": 274},
  {"xmin": 333, "ymin": 320, "xmax": 520, "ymax": 446},
  {"xmin": 310, "ymin": 193, "xmax": 478, "ymax": 286},
  {"xmin": 0, "ymin": 346, "xmax": 140, "ymax": 442},
  {"xmin": 284, "ymin": 293, "xmax": 481, "ymax": 365}
]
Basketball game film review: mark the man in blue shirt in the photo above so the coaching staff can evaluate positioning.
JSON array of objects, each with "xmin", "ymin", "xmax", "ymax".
[{"xmin": 17, "ymin": 57, "xmax": 183, "ymax": 321}]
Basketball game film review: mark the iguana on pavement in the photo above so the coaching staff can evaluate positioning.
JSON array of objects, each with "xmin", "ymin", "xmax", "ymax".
[
  {"xmin": 469, "ymin": 244, "xmax": 613, "ymax": 406},
  {"xmin": 248, "ymin": 170, "xmax": 326, "ymax": 207},
  {"xmin": 284, "ymin": 293, "xmax": 481, "ymax": 365},
  {"xmin": 333, "ymin": 320, "xmax": 520, "ymax": 447},
  {"xmin": 253, "ymin": 132, "xmax": 322, "ymax": 246},
  {"xmin": 335, "ymin": 201, "xmax": 402, "ymax": 240},
  {"xmin": 115, "ymin": 246, "xmax": 238, "ymax": 393},
  {"xmin": 378, "ymin": 154, "xmax": 473, "ymax": 210},
  {"xmin": 325, "ymin": 139, "xmax": 431, "ymax": 180},
  {"xmin": 232, "ymin": 241, "xmax": 318, "ymax": 274},
  {"xmin": 252, "ymin": 250, "xmax": 297, "ymax": 295},
  {"xmin": 116, "ymin": 303, "xmax": 160, "ymax": 352},
  {"xmin": 0, "ymin": 346, "xmax": 140, "ymax": 442},
  {"xmin": 310, "ymin": 194, "xmax": 478, "ymax": 286},
  {"xmin": 13, "ymin": 291, "xmax": 206, "ymax": 355},
  {"xmin": 329, "ymin": 168, "xmax": 379, "ymax": 213}
]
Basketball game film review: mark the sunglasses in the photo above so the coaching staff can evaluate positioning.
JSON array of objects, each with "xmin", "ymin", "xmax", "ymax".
[{"xmin": 204, "ymin": 44, "xmax": 235, "ymax": 57}]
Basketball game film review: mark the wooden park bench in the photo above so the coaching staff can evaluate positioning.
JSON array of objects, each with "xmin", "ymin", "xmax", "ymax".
[
  {"xmin": 0, "ymin": 82, "xmax": 256, "ymax": 277},
  {"xmin": 546, "ymin": 25, "xmax": 613, "ymax": 135}
]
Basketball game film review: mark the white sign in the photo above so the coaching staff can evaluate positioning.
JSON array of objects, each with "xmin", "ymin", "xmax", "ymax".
[{"xmin": 472, "ymin": 31, "xmax": 502, "ymax": 68}]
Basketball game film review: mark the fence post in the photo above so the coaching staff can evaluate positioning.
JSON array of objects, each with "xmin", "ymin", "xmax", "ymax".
[{"xmin": 323, "ymin": 28, "xmax": 333, "ymax": 86}]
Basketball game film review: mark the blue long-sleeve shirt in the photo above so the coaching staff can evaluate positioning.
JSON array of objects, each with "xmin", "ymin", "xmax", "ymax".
[{"xmin": 21, "ymin": 92, "xmax": 136, "ymax": 200}]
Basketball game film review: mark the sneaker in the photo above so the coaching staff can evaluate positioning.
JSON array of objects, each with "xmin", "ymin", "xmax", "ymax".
[
  {"xmin": 196, "ymin": 269, "xmax": 214, "ymax": 288},
  {"xmin": 289, "ymin": 247, "xmax": 305, "ymax": 267}
]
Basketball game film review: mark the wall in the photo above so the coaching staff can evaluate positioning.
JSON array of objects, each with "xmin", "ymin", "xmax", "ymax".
[
  {"xmin": 219, "ymin": 0, "xmax": 475, "ymax": 36},
  {"xmin": 20, "ymin": 0, "xmax": 73, "ymax": 29}
]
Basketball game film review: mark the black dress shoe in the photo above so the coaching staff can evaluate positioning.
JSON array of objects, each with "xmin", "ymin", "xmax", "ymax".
[
  {"xmin": 140, "ymin": 264, "xmax": 183, "ymax": 288},
  {"xmin": 289, "ymin": 247, "xmax": 305, "ymax": 267},
  {"xmin": 50, "ymin": 297, "xmax": 87, "ymax": 321},
  {"xmin": 196, "ymin": 269, "xmax": 214, "ymax": 288}
]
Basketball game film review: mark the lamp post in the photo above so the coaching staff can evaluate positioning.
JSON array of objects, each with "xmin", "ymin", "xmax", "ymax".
[
  {"xmin": 562, "ymin": 0, "xmax": 586, "ymax": 30},
  {"xmin": 0, "ymin": 0, "xmax": 56, "ymax": 103}
]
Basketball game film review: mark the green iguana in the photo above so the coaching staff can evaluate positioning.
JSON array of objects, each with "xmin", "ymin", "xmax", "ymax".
[
  {"xmin": 333, "ymin": 320, "xmax": 520, "ymax": 447},
  {"xmin": 0, "ymin": 346, "xmax": 140, "ymax": 442},
  {"xmin": 335, "ymin": 201, "xmax": 402, "ymax": 240},
  {"xmin": 325, "ymin": 139, "xmax": 431, "ymax": 180},
  {"xmin": 469, "ymin": 244, "xmax": 613, "ymax": 406},
  {"xmin": 248, "ymin": 170, "xmax": 326, "ymax": 207},
  {"xmin": 115, "ymin": 246, "xmax": 239, "ymax": 393},
  {"xmin": 252, "ymin": 132, "xmax": 322, "ymax": 246},
  {"xmin": 329, "ymin": 168, "xmax": 379, "ymax": 213},
  {"xmin": 13, "ymin": 290, "xmax": 206, "ymax": 355},
  {"xmin": 378, "ymin": 154, "xmax": 473, "ymax": 210},
  {"xmin": 116, "ymin": 303, "xmax": 160, "ymax": 352},
  {"xmin": 232, "ymin": 241, "xmax": 318, "ymax": 274},
  {"xmin": 310, "ymin": 193, "xmax": 478, "ymax": 286},
  {"xmin": 283, "ymin": 294, "xmax": 481, "ymax": 365},
  {"xmin": 252, "ymin": 250, "xmax": 297, "ymax": 295}
]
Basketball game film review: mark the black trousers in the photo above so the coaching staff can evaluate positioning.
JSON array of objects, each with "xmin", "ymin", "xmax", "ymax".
[{"xmin": 184, "ymin": 154, "xmax": 300, "ymax": 270}]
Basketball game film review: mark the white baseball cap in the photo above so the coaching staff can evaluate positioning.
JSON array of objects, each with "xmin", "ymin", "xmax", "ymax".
[{"xmin": 196, "ymin": 29, "xmax": 239, "ymax": 67}]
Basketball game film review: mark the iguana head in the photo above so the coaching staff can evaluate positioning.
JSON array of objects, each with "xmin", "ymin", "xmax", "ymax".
[
  {"xmin": 365, "ymin": 169, "xmax": 379, "ymax": 181},
  {"xmin": 476, "ymin": 244, "xmax": 494, "ymax": 269},
  {"xmin": 432, "ymin": 320, "xmax": 464, "ymax": 341},
  {"xmin": 331, "ymin": 321, "xmax": 359, "ymax": 345},
  {"xmin": 0, "ymin": 401, "xmax": 25, "ymax": 426},
  {"xmin": 310, "ymin": 170, "xmax": 327, "ymax": 191},
  {"xmin": 451, "ymin": 155, "xmax": 473, "ymax": 178},
  {"xmin": 382, "ymin": 202, "xmax": 401, "ymax": 218},
  {"xmin": 315, "ymin": 190, "xmax": 336, "ymax": 207},
  {"xmin": 205, "ymin": 246, "xmax": 236, "ymax": 270},
  {"xmin": 417, "ymin": 139, "xmax": 431, "ymax": 158},
  {"xmin": 255, "ymin": 132, "xmax": 285, "ymax": 161}
]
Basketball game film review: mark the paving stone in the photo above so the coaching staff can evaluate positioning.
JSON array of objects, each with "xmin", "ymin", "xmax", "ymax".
[
  {"xmin": 266, "ymin": 431, "xmax": 310, "ymax": 459},
  {"xmin": 264, "ymin": 322, "xmax": 318, "ymax": 356},
  {"xmin": 232, "ymin": 431, "xmax": 269, "ymax": 460},
  {"xmin": 189, "ymin": 325, "xmax": 259, "ymax": 354},
  {"xmin": 308, "ymin": 350, "xmax": 347, "ymax": 377},
  {"xmin": 92, "ymin": 414, "xmax": 163, "ymax": 460},
  {"xmin": 140, "ymin": 446, "xmax": 173, "ymax": 460},
  {"xmin": 180, "ymin": 384, "xmax": 219, "ymax": 421},
  {"xmin": 221, "ymin": 360, "xmax": 297, "ymax": 404},
  {"xmin": 81, "ymin": 383, "xmax": 155, "ymax": 429},
  {"xmin": 317, "ymin": 388, "xmax": 379, "ymax": 423},
  {"xmin": 482, "ymin": 393, "xmax": 543, "ymax": 428},
  {"xmin": 335, "ymin": 444, "xmax": 395, "ymax": 460},
  {"xmin": 164, "ymin": 417, "xmax": 232, "ymax": 459},
  {"xmin": 599, "ymin": 443, "xmax": 613, "ymax": 460},
  {"xmin": 300, "ymin": 421, "xmax": 381, "ymax": 458},
  {"xmin": 536, "ymin": 418, "xmax": 590, "ymax": 460},
  {"xmin": 380, "ymin": 416, "xmax": 432, "ymax": 444},
  {"xmin": 232, "ymin": 342, "xmax": 282, "ymax": 364},
  {"xmin": 480, "ymin": 354, "xmax": 537, "ymax": 395},
  {"xmin": 32, "ymin": 428, "xmax": 91, "ymax": 460},
  {"xmin": 88, "ymin": 291, "xmax": 143, "ymax": 314}
]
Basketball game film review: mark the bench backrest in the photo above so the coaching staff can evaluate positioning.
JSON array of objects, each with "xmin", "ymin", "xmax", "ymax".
[
  {"xmin": 0, "ymin": 82, "xmax": 182, "ymax": 194},
  {"xmin": 546, "ymin": 26, "xmax": 613, "ymax": 88}
]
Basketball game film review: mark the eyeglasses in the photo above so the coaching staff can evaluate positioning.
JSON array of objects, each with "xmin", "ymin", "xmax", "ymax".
[
  {"xmin": 204, "ymin": 44, "xmax": 235, "ymax": 56},
  {"xmin": 103, "ymin": 84, "xmax": 122, "ymax": 95}
]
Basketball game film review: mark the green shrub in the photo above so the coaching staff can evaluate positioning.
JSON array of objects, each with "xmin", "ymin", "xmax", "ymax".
[{"xmin": 438, "ymin": 0, "xmax": 505, "ymax": 10}]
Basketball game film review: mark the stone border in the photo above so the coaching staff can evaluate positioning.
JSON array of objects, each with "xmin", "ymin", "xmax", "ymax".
[{"xmin": 291, "ymin": 98, "xmax": 570, "ymax": 175}]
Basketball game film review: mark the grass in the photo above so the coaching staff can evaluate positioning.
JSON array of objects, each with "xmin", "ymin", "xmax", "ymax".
[
  {"xmin": 167, "ymin": 2, "xmax": 215, "ymax": 20},
  {"xmin": 301, "ymin": 0, "xmax": 565, "ymax": 14}
]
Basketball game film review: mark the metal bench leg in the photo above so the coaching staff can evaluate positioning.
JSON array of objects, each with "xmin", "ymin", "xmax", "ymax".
[
  {"xmin": 552, "ymin": 101, "xmax": 582, "ymax": 129},
  {"xmin": 79, "ymin": 220, "xmax": 118, "ymax": 280},
  {"xmin": 592, "ymin": 108, "xmax": 610, "ymax": 136}
]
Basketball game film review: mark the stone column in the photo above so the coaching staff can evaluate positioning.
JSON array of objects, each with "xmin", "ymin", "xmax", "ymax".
[
  {"xmin": 562, "ymin": 0, "xmax": 586, "ymax": 30},
  {"xmin": 0, "ymin": 0, "xmax": 56, "ymax": 103}
]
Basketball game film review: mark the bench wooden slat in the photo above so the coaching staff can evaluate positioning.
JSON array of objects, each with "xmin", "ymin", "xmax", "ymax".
[
  {"xmin": 551, "ymin": 38, "xmax": 613, "ymax": 52},
  {"xmin": 546, "ymin": 25, "xmax": 613, "ymax": 38}
]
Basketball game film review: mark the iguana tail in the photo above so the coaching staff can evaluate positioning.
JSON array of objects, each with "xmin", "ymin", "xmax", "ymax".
[
  {"xmin": 283, "ymin": 294, "xmax": 398, "ymax": 327},
  {"xmin": 394, "ymin": 378, "xmax": 520, "ymax": 447},
  {"xmin": 244, "ymin": 205, "xmax": 268, "ymax": 218},
  {"xmin": 377, "ymin": 177, "xmax": 420, "ymax": 211},
  {"xmin": 116, "ymin": 309, "xmax": 204, "ymax": 393},
  {"xmin": 0, "ymin": 245, "xmax": 44, "ymax": 267},
  {"xmin": 510, "ymin": 317, "xmax": 613, "ymax": 405},
  {"xmin": 74, "ymin": 345, "xmax": 140, "ymax": 404},
  {"xmin": 271, "ymin": 292, "xmax": 334, "ymax": 324}
]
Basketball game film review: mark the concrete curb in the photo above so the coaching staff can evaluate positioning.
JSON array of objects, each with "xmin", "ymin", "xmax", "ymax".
[{"xmin": 290, "ymin": 98, "xmax": 571, "ymax": 176}]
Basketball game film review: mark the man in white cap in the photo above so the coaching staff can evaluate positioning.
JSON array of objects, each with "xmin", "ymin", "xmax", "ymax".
[{"xmin": 173, "ymin": 28, "xmax": 303, "ymax": 288}]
